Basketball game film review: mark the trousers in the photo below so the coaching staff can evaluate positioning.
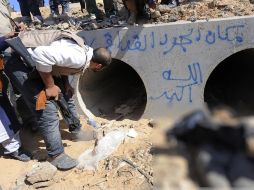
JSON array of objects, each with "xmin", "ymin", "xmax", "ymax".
[
  {"xmin": 17, "ymin": 0, "xmax": 42, "ymax": 17},
  {"xmin": 86, "ymin": 0, "xmax": 114, "ymax": 14},
  {"xmin": 5, "ymin": 55, "xmax": 80, "ymax": 156}
]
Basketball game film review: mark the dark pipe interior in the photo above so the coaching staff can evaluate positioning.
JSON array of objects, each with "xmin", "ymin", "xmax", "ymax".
[
  {"xmin": 204, "ymin": 49, "xmax": 254, "ymax": 116},
  {"xmin": 79, "ymin": 59, "xmax": 147, "ymax": 120}
]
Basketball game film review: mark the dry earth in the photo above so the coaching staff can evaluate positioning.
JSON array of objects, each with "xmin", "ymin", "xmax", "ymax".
[
  {"xmin": 0, "ymin": 117, "xmax": 153, "ymax": 190},
  {"xmin": 3, "ymin": 0, "xmax": 254, "ymax": 189}
]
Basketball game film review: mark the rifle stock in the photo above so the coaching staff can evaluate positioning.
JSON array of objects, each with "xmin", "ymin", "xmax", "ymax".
[{"xmin": 5, "ymin": 37, "xmax": 34, "ymax": 69}]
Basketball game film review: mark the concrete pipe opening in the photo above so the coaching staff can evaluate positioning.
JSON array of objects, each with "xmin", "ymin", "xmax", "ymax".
[
  {"xmin": 204, "ymin": 49, "xmax": 254, "ymax": 116},
  {"xmin": 78, "ymin": 59, "xmax": 147, "ymax": 120}
]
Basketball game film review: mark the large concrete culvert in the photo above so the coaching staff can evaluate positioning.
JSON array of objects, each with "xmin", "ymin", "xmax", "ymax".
[
  {"xmin": 77, "ymin": 59, "xmax": 147, "ymax": 120},
  {"xmin": 204, "ymin": 49, "xmax": 254, "ymax": 116}
]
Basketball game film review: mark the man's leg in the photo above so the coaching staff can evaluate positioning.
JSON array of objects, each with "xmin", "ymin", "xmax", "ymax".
[
  {"xmin": 5, "ymin": 56, "xmax": 77, "ymax": 169},
  {"xmin": 65, "ymin": 96, "xmax": 81, "ymax": 133},
  {"xmin": 123, "ymin": 0, "xmax": 137, "ymax": 24},
  {"xmin": 103, "ymin": 0, "xmax": 116, "ymax": 17},
  {"xmin": 25, "ymin": 0, "xmax": 43, "ymax": 23},
  {"xmin": 36, "ymin": 100, "xmax": 64, "ymax": 156},
  {"xmin": 59, "ymin": 0, "xmax": 70, "ymax": 14},
  {"xmin": 17, "ymin": 0, "xmax": 32, "ymax": 23},
  {"xmin": 55, "ymin": 77, "xmax": 81, "ymax": 133},
  {"xmin": 49, "ymin": 0, "xmax": 60, "ymax": 17},
  {"xmin": 85, "ymin": 0, "xmax": 100, "ymax": 19},
  {"xmin": 0, "ymin": 103, "xmax": 31, "ymax": 161}
]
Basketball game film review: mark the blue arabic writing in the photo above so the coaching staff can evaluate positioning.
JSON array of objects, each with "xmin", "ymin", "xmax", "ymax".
[
  {"xmin": 91, "ymin": 23, "xmax": 245, "ymax": 55},
  {"xmin": 150, "ymin": 62, "xmax": 203, "ymax": 103}
]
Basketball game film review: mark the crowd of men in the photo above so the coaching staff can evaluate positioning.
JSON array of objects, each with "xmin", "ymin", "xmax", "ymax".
[{"xmin": 15, "ymin": 0, "xmax": 181, "ymax": 25}]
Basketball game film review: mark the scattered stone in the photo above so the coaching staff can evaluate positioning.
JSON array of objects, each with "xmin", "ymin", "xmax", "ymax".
[
  {"xmin": 151, "ymin": 10, "xmax": 161, "ymax": 19},
  {"xmin": 188, "ymin": 16, "xmax": 197, "ymax": 22},
  {"xmin": 90, "ymin": 23, "xmax": 99, "ymax": 30},
  {"xmin": 168, "ymin": 14, "xmax": 179, "ymax": 22},
  {"xmin": 62, "ymin": 22, "xmax": 70, "ymax": 29},
  {"xmin": 157, "ymin": 4, "xmax": 172, "ymax": 14},
  {"xmin": 26, "ymin": 162, "xmax": 57, "ymax": 185}
]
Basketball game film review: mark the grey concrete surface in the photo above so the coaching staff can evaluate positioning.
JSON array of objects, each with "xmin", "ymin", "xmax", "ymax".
[{"xmin": 74, "ymin": 16, "xmax": 254, "ymax": 124}]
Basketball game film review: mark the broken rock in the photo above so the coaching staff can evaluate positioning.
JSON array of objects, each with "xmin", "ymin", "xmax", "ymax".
[
  {"xmin": 26, "ymin": 162, "xmax": 57, "ymax": 185},
  {"xmin": 62, "ymin": 22, "xmax": 70, "ymax": 29},
  {"xmin": 32, "ymin": 180, "xmax": 54, "ymax": 189}
]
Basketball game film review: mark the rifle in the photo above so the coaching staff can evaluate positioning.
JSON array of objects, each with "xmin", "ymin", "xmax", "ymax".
[
  {"xmin": 1, "ymin": 11, "xmax": 20, "ymax": 32},
  {"xmin": 5, "ymin": 37, "xmax": 81, "ymax": 129}
]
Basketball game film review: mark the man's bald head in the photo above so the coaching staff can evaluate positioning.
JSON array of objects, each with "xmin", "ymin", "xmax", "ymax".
[{"xmin": 92, "ymin": 47, "xmax": 112, "ymax": 67}]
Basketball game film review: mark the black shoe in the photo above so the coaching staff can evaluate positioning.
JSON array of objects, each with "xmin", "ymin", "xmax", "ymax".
[
  {"xmin": 9, "ymin": 148, "xmax": 32, "ymax": 162},
  {"xmin": 106, "ymin": 10, "xmax": 117, "ymax": 19}
]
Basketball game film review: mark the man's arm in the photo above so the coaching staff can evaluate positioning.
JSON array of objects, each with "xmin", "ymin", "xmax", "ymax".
[{"xmin": 39, "ymin": 71, "xmax": 61, "ymax": 99}]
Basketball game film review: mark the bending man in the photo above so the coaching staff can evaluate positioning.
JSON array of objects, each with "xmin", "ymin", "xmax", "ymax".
[{"xmin": 5, "ymin": 31, "xmax": 111, "ymax": 170}]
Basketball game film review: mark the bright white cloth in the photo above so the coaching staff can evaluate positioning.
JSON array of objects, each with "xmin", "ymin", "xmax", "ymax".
[
  {"xmin": 28, "ymin": 39, "xmax": 93, "ymax": 73},
  {"xmin": 0, "ymin": 105, "xmax": 12, "ymax": 142},
  {"xmin": 0, "ymin": 106, "xmax": 21, "ymax": 153},
  {"xmin": 2, "ymin": 131, "xmax": 20, "ymax": 154}
]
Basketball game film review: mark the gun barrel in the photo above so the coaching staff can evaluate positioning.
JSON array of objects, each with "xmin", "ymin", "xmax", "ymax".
[{"xmin": 5, "ymin": 37, "xmax": 34, "ymax": 69}]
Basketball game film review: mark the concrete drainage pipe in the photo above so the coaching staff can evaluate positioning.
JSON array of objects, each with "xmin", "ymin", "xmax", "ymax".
[{"xmin": 75, "ymin": 59, "xmax": 147, "ymax": 120}]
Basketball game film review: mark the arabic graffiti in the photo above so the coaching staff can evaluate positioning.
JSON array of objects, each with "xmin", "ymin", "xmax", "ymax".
[
  {"xmin": 150, "ymin": 62, "xmax": 203, "ymax": 104},
  {"xmin": 84, "ymin": 23, "xmax": 245, "ymax": 55}
]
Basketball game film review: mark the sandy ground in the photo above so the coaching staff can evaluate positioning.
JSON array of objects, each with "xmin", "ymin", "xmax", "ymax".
[
  {"xmin": 4, "ymin": 0, "xmax": 254, "ymax": 189},
  {"xmin": 0, "ymin": 117, "xmax": 153, "ymax": 189}
]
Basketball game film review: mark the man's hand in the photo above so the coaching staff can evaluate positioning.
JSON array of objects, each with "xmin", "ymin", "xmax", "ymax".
[
  {"xmin": 39, "ymin": 71, "xmax": 60, "ymax": 99},
  {"xmin": 4, "ymin": 31, "xmax": 18, "ymax": 39},
  {"xmin": 65, "ymin": 82, "xmax": 74, "ymax": 98},
  {"xmin": 45, "ymin": 84, "xmax": 61, "ymax": 99}
]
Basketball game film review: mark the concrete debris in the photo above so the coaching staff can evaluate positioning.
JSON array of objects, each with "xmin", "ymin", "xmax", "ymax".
[
  {"xmin": 156, "ymin": 0, "xmax": 254, "ymax": 23},
  {"xmin": 151, "ymin": 10, "xmax": 161, "ymax": 19},
  {"xmin": 26, "ymin": 162, "xmax": 57, "ymax": 186}
]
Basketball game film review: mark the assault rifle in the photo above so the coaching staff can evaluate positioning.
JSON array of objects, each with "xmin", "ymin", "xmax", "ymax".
[{"xmin": 5, "ymin": 37, "xmax": 81, "ymax": 130}]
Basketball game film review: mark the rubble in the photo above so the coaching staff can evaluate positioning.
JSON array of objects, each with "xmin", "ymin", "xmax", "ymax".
[
  {"xmin": 25, "ymin": 162, "xmax": 57, "ymax": 188},
  {"xmin": 11, "ymin": 0, "xmax": 254, "ymax": 32}
]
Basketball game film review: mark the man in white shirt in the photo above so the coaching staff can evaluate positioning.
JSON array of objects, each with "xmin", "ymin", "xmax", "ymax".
[{"xmin": 5, "ymin": 37, "xmax": 112, "ymax": 170}]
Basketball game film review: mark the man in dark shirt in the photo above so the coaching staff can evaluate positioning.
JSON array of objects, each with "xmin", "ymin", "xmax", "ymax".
[{"xmin": 0, "ymin": 32, "xmax": 31, "ymax": 161}]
